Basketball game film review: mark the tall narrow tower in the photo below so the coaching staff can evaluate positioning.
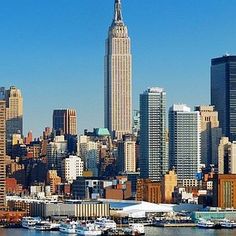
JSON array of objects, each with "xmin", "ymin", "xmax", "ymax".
[
  {"xmin": 140, "ymin": 88, "xmax": 167, "ymax": 181},
  {"xmin": 104, "ymin": 0, "xmax": 132, "ymax": 140},
  {"xmin": 0, "ymin": 100, "xmax": 6, "ymax": 209}
]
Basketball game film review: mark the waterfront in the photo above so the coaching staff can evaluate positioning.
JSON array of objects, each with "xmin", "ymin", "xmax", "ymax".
[{"xmin": 0, "ymin": 227, "xmax": 236, "ymax": 236}]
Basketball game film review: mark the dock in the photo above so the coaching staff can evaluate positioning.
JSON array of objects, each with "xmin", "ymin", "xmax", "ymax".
[{"xmin": 154, "ymin": 222, "xmax": 196, "ymax": 227}]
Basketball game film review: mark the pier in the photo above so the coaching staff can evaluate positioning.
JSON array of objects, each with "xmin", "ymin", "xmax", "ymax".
[{"xmin": 154, "ymin": 222, "xmax": 196, "ymax": 227}]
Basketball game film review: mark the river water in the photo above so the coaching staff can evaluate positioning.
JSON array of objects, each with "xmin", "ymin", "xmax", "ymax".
[{"xmin": 0, "ymin": 227, "xmax": 236, "ymax": 236}]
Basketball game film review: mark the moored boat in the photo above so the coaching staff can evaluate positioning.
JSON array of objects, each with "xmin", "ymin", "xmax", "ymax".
[
  {"xmin": 35, "ymin": 221, "xmax": 60, "ymax": 231},
  {"xmin": 21, "ymin": 217, "xmax": 41, "ymax": 229},
  {"xmin": 95, "ymin": 218, "xmax": 116, "ymax": 230},
  {"xmin": 76, "ymin": 223, "xmax": 102, "ymax": 236},
  {"xmin": 35, "ymin": 222, "xmax": 51, "ymax": 231},
  {"xmin": 219, "ymin": 218, "xmax": 236, "ymax": 228},
  {"xmin": 59, "ymin": 221, "xmax": 78, "ymax": 234},
  {"xmin": 197, "ymin": 218, "xmax": 214, "ymax": 228}
]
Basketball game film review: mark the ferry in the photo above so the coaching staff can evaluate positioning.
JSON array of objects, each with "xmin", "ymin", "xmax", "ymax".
[
  {"xmin": 76, "ymin": 223, "xmax": 102, "ymax": 236},
  {"xmin": 197, "ymin": 218, "xmax": 214, "ymax": 228},
  {"xmin": 21, "ymin": 217, "xmax": 41, "ymax": 229},
  {"xmin": 95, "ymin": 218, "xmax": 116, "ymax": 230},
  {"xmin": 219, "ymin": 218, "xmax": 236, "ymax": 228},
  {"xmin": 59, "ymin": 221, "xmax": 78, "ymax": 234}
]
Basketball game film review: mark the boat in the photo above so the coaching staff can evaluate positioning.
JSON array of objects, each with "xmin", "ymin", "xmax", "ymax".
[
  {"xmin": 76, "ymin": 223, "xmax": 102, "ymax": 236},
  {"xmin": 95, "ymin": 218, "xmax": 116, "ymax": 230},
  {"xmin": 21, "ymin": 217, "xmax": 41, "ymax": 229},
  {"xmin": 35, "ymin": 221, "xmax": 60, "ymax": 231},
  {"xmin": 59, "ymin": 221, "xmax": 78, "ymax": 234},
  {"xmin": 35, "ymin": 222, "xmax": 51, "ymax": 231},
  {"xmin": 219, "ymin": 218, "xmax": 236, "ymax": 228},
  {"xmin": 129, "ymin": 223, "xmax": 145, "ymax": 235},
  {"xmin": 197, "ymin": 218, "xmax": 214, "ymax": 228}
]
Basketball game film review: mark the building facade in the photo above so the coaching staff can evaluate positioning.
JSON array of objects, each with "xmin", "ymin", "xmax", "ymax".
[
  {"xmin": 140, "ymin": 88, "xmax": 166, "ymax": 181},
  {"xmin": 136, "ymin": 179, "xmax": 162, "ymax": 204},
  {"xmin": 61, "ymin": 155, "xmax": 84, "ymax": 183},
  {"xmin": 47, "ymin": 135, "xmax": 68, "ymax": 175},
  {"xmin": 79, "ymin": 135, "xmax": 99, "ymax": 177},
  {"xmin": 211, "ymin": 55, "xmax": 236, "ymax": 141},
  {"xmin": 0, "ymin": 100, "xmax": 6, "ymax": 209},
  {"xmin": 195, "ymin": 105, "xmax": 222, "ymax": 166},
  {"xmin": 104, "ymin": 0, "xmax": 132, "ymax": 140},
  {"xmin": 0, "ymin": 86, "xmax": 23, "ymax": 155},
  {"xmin": 213, "ymin": 174, "xmax": 236, "ymax": 209},
  {"xmin": 161, "ymin": 170, "xmax": 177, "ymax": 204},
  {"xmin": 53, "ymin": 109, "xmax": 77, "ymax": 136},
  {"xmin": 169, "ymin": 104, "xmax": 201, "ymax": 183},
  {"xmin": 117, "ymin": 134, "xmax": 136, "ymax": 173},
  {"xmin": 218, "ymin": 137, "xmax": 236, "ymax": 174}
]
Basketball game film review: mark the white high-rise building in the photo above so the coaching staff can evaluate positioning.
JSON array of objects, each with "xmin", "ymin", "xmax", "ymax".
[
  {"xmin": 104, "ymin": 0, "xmax": 132, "ymax": 140},
  {"xmin": 62, "ymin": 155, "xmax": 83, "ymax": 183},
  {"xmin": 169, "ymin": 104, "xmax": 201, "ymax": 184}
]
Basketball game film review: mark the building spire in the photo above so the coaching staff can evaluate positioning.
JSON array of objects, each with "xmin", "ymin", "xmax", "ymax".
[{"xmin": 114, "ymin": 0, "xmax": 123, "ymax": 23}]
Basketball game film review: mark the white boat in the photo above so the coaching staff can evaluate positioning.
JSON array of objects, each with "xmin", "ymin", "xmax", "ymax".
[
  {"xmin": 59, "ymin": 221, "xmax": 78, "ymax": 234},
  {"xmin": 21, "ymin": 217, "xmax": 41, "ymax": 229},
  {"xmin": 129, "ymin": 223, "xmax": 145, "ymax": 235},
  {"xmin": 95, "ymin": 218, "xmax": 116, "ymax": 230},
  {"xmin": 35, "ymin": 221, "xmax": 60, "ymax": 231},
  {"xmin": 197, "ymin": 218, "xmax": 214, "ymax": 228},
  {"xmin": 35, "ymin": 222, "xmax": 51, "ymax": 231},
  {"xmin": 220, "ymin": 218, "xmax": 236, "ymax": 228},
  {"xmin": 76, "ymin": 223, "xmax": 102, "ymax": 236}
]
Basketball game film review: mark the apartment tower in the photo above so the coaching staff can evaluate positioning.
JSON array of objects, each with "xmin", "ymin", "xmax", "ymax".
[
  {"xmin": 169, "ymin": 104, "xmax": 201, "ymax": 184},
  {"xmin": 140, "ymin": 88, "xmax": 166, "ymax": 181}
]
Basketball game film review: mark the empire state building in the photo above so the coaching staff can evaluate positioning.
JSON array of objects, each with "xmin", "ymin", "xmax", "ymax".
[{"xmin": 104, "ymin": 0, "xmax": 132, "ymax": 140}]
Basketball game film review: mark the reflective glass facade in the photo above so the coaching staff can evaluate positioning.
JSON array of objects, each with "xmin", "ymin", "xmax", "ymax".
[{"xmin": 211, "ymin": 55, "xmax": 236, "ymax": 141}]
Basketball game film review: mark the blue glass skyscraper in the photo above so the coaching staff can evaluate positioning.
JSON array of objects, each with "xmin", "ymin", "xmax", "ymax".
[{"xmin": 211, "ymin": 55, "xmax": 236, "ymax": 141}]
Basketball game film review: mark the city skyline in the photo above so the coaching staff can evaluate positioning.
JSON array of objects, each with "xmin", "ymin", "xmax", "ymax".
[{"xmin": 1, "ymin": 0, "xmax": 236, "ymax": 137}]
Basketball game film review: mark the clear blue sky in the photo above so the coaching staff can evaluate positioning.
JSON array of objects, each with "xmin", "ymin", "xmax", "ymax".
[{"xmin": 1, "ymin": 0, "xmax": 236, "ymax": 137}]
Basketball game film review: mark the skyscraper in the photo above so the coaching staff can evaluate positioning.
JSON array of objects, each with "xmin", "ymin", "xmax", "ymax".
[
  {"xmin": 169, "ymin": 104, "xmax": 201, "ymax": 184},
  {"xmin": 104, "ymin": 0, "xmax": 132, "ymax": 140},
  {"xmin": 195, "ymin": 105, "xmax": 222, "ymax": 166},
  {"xmin": 0, "ymin": 100, "xmax": 6, "ymax": 209},
  {"xmin": 211, "ymin": 55, "xmax": 236, "ymax": 141},
  {"xmin": 0, "ymin": 86, "xmax": 23, "ymax": 155},
  {"xmin": 140, "ymin": 88, "xmax": 166, "ymax": 181},
  {"xmin": 53, "ymin": 109, "xmax": 77, "ymax": 136}
]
